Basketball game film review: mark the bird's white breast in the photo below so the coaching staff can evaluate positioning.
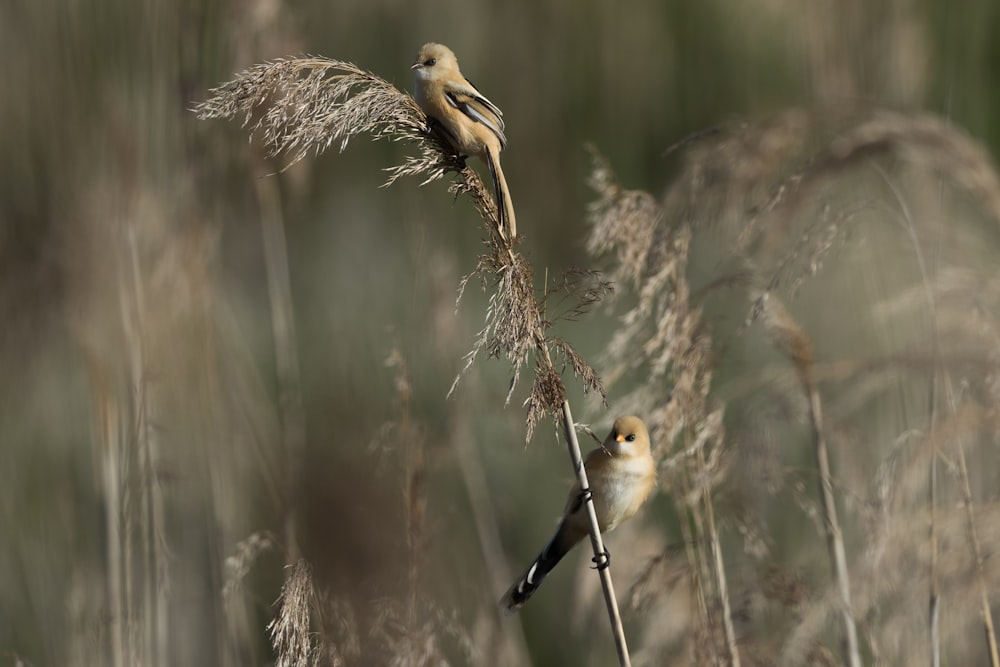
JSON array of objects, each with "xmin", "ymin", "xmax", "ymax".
[{"xmin": 594, "ymin": 456, "xmax": 654, "ymax": 532}]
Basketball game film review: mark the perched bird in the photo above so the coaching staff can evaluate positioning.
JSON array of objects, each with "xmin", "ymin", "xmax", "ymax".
[
  {"xmin": 499, "ymin": 416, "xmax": 656, "ymax": 612},
  {"xmin": 411, "ymin": 42, "xmax": 518, "ymax": 241}
]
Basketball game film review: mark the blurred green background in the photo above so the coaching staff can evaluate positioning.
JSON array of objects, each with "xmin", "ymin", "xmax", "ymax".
[{"xmin": 3, "ymin": 0, "xmax": 1000, "ymax": 665}]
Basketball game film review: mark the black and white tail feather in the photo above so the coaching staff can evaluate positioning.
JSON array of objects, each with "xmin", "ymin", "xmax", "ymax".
[{"xmin": 499, "ymin": 519, "xmax": 577, "ymax": 613}]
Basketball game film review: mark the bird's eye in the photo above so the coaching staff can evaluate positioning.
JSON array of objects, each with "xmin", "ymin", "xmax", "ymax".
[
  {"xmin": 625, "ymin": 434, "xmax": 637, "ymax": 442},
  {"xmin": 424, "ymin": 58, "xmax": 437, "ymax": 67}
]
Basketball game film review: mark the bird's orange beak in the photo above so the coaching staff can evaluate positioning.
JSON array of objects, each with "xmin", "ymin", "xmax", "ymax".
[{"xmin": 615, "ymin": 434, "xmax": 625, "ymax": 443}]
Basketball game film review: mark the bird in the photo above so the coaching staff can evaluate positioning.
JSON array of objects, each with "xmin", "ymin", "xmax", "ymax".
[
  {"xmin": 411, "ymin": 42, "xmax": 517, "ymax": 241},
  {"xmin": 499, "ymin": 416, "xmax": 656, "ymax": 613}
]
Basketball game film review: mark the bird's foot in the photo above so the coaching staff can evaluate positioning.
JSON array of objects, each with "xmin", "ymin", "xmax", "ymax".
[{"xmin": 591, "ymin": 548, "xmax": 611, "ymax": 571}]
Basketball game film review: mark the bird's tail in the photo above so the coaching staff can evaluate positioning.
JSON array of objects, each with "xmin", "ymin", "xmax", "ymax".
[
  {"xmin": 485, "ymin": 147, "xmax": 517, "ymax": 241},
  {"xmin": 499, "ymin": 521, "xmax": 579, "ymax": 613}
]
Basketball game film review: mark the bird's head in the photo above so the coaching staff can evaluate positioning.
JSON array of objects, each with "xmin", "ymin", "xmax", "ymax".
[
  {"xmin": 411, "ymin": 42, "xmax": 460, "ymax": 82},
  {"xmin": 604, "ymin": 416, "xmax": 651, "ymax": 457}
]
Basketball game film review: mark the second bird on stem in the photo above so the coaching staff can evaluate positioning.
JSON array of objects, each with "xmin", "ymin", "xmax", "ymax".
[{"xmin": 499, "ymin": 416, "xmax": 657, "ymax": 612}]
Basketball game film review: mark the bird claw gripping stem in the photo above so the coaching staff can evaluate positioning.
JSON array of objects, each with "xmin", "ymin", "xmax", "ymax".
[{"xmin": 591, "ymin": 548, "xmax": 611, "ymax": 570}]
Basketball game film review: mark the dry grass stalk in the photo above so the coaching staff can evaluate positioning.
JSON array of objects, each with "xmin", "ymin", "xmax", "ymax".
[
  {"xmin": 447, "ymin": 387, "xmax": 534, "ymax": 663},
  {"xmin": 954, "ymin": 434, "xmax": 1000, "ymax": 667},
  {"xmin": 371, "ymin": 350, "xmax": 468, "ymax": 666},
  {"xmin": 879, "ymin": 170, "xmax": 1000, "ymax": 661},
  {"xmin": 762, "ymin": 296, "xmax": 861, "ymax": 667},
  {"xmin": 453, "ymin": 232, "xmax": 610, "ymax": 441},
  {"xmin": 699, "ymin": 442, "xmax": 741, "ymax": 667},
  {"xmin": 268, "ymin": 560, "xmax": 318, "ymax": 667},
  {"xmin": 70, "ymin": 129, "xmax": 282, "ymax": 664},
  {"xmin": 586, "ymin": 147, "xmax": 740, "ymax": 665},
  {"xmin": 253, "ymin": 162, "xmax": 307, "ymax": 560},
  {"xmin": 222, "ymin": 531, "xmax": 276, "ymax": 602},
  {"xmin": 78, "ymin": 190, "xmax": 193, "ymax": 667},
  {"xmin": 873, "ymin": 159, "xmax": 944, "ymax": 667},
  {"xmin": 266, "ymin": 351, "xmax": 476, "ymax": 667},
  {"xmin": 558, "ymin": 398, "xmax": 634, "ymax": 666},
  {"xmin": 383, "ymin": 350, "xmax": 428, "ymax": 627}
]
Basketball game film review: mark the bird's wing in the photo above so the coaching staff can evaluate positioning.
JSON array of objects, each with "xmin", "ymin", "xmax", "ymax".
[
  {"xmin": 443, "ymin": 80, "xmax": 507, "ymax": 147},
  {"xmin": 449, "ymin": 78, "xmax": 504, "ymax": 120}
]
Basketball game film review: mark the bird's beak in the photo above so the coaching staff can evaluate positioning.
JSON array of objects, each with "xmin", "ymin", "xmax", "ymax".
[
  {"xmin": 410, "ymin": 62, "xmax": 421, "ymax": 70},
  {"xmin": 616, "ymin": 434, "xmax": 625, "ymax": 443}
]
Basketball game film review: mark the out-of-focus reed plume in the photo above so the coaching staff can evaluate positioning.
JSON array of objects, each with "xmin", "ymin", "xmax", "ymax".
[{"xmin": 585, "ymin": 108, "xmax": 1000, "ymax": 665}]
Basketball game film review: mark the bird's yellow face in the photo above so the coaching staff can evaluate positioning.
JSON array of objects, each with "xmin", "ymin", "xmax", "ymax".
[
  {"xmin": 411, "ymin": 43, "xmax": 458, "ymax": 82},
  {"xmin": 606, "ymin": 416, "xmax": 651, "ymax": 456}
]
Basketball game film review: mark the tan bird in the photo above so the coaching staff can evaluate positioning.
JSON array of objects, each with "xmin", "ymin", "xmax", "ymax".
[
  {"xmin": 411, "ymin": 43, "xmax": 517, "ymax": 241},
  {"xmin": 499, "ymin": 416, "xmax": 656, "ymax": 612}
]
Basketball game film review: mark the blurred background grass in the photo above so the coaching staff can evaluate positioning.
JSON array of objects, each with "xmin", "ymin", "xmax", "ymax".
[{"xmin": 2, "ymin": 0, "xmax": 1000, "ymax": 665}]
